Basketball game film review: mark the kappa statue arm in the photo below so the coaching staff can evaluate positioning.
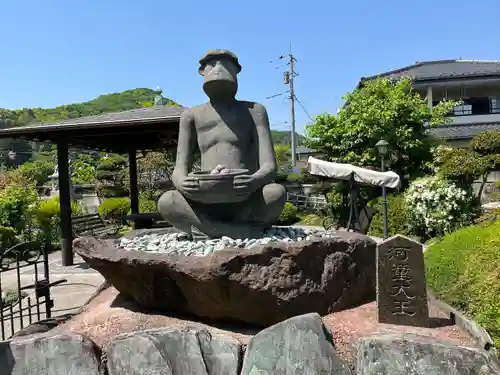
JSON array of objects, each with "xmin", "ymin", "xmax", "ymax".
[
  {"xmin": 172, "ymin": 110, "xmax": 198, "ymax": 194},
  {"xmin": 252, "ymin": 104, "xmax": 278, "ymax": 186}
]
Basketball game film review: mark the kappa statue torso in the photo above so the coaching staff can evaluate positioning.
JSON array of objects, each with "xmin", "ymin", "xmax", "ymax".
[
  {"xmin": 191, "ymin": 101, "xmax": 260, "ymax": 173},
  {"xmin": 157, "ymin": 49, "xmax": 286, "ymax": 240}
]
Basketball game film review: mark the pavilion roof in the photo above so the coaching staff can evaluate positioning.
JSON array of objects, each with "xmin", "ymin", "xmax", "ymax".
[{"xmin": 0, "ymin": 105, "xmax": 185, "ymax": 152}]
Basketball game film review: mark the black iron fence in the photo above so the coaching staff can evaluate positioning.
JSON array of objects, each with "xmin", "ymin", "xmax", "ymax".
[{"xmin": 0, "ymin": 242, "xmax": 66, "ymax": 340}]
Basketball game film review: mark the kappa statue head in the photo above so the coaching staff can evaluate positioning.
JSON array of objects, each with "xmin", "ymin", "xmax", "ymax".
[{"xmin": 199, "ymin": 49, "xmax": 242, "ymax": 100}]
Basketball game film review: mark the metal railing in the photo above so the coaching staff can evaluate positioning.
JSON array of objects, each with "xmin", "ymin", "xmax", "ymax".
[
  {"xmin": 0, "ymin": 242, "xmax": 66, "ymax": 340},
  {"xmin": 286, "ymin": 192, "xmax": 328, "ymax": 211}
]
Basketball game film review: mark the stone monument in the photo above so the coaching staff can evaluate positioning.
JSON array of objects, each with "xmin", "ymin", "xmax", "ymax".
[
  {"xmin": 157, "ymin": 49, "xmax": 287, "ymax": 240},
  {"xmin": 74, "ymin": 49, "xmax": 378, "ymax": 328},
  {"xmin": 376, "ymin": 235, "xmax": 429, "ymax": 327}
]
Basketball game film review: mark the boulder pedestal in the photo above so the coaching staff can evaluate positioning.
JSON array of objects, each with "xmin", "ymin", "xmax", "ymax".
[{"xmin": 74, "ymin": 229, "xmax": 376, "ymax": 327}]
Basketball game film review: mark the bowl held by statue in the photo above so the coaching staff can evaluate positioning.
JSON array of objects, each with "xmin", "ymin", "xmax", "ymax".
[{"xmin": 187, "ymin": 169, "xmax": 251, "ymax": 204}]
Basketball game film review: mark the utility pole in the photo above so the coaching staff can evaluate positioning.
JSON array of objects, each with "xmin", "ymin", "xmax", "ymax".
[{"xmin": 282, "ymin": 45, "xmax": 297, "ymax": 167}]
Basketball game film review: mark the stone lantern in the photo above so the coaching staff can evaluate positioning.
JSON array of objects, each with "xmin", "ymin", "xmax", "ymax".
[{"xmin": 48, "ymin": 166, "xmax": 59, "ymax": 196}]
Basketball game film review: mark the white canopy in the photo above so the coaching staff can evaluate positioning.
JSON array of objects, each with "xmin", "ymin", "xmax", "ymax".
[{"xmin": 307, "ymin": 156, "xmax": 401, "ymax": 189}]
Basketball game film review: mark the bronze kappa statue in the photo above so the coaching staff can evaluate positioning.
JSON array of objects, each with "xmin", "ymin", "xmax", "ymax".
[{"xmin": 158, "ymin": 49, "xmax": 286, "ymax": 239}]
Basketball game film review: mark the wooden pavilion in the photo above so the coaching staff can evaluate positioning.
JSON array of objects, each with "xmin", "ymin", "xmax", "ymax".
[{"xmin": 0, "ymin": 101, "xmax": 184, "ymax": 266}]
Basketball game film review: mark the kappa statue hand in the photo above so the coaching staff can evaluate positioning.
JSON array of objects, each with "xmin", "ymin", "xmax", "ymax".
[
  {"xmin": 233, "ymin": 174, "xmax": 258, "ymax": 193},
  {"xmin": 180, "ymin": 176, "xmax": 201, "ymax": 194}
]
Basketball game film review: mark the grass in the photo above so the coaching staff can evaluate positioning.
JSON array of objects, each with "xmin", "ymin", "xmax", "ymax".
[
  {"xmin": 118, "ymin": 225, "xmax": 133, "ymax": 236},
  {"xmin": 297, "ymin": 213, "xmax": 324, "ymax": 227}
]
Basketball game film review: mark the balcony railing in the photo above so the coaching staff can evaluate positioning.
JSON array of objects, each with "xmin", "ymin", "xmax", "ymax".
[{"xmin": 452, "ymin": 107, "xmax": 500, "ymax": 116}]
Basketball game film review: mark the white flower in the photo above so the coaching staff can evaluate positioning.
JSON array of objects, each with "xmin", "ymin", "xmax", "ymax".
[{"xmin": 404, "ymin": 175, "xmax": 474, "ymax": 237}]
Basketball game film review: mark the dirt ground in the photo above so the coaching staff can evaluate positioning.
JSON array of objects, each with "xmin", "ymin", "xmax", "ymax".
[{"xmin": 55, "ymin": 285, "xmax": 478, "ymax": 368}]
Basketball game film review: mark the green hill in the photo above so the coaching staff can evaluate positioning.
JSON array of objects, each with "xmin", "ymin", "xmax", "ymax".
[
  {"xmin": 0, "ymin": 88, "xmax": 180, "ymax": 164},
  {"xmin": 0, "ymin": 88, "xmax": 180, "ymax": 127},
  {"xmin": 271, "ymin": 130, "xmax": 306, "ymax": 146}
]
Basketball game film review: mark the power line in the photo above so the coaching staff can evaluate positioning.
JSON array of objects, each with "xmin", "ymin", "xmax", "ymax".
[
  {"xmin": 266, "ymin": 91, "xmax": 289, "ymax": 100},
  {"xmin": 294, "ymin": 94, "xmax": 314, "ymax": 122}
]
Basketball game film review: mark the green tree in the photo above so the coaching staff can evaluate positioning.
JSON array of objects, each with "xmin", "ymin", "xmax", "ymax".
[
  {"xmin": 305, "ymin": 77, "xmax": 458, "ymax": 185},
  {"xmin": 274, "ymin": 144, "xmax": 291, "ymax": 176},
  {"xmin": 95, "ymin": 154, "xmax": 128, "ymax": 198},
  {"xmin": 432, "ymin": 130, "xmax": 500, "ymax": 197},
  {"xmin": 72, "ymin": 159, "xmax": 96, "ymax": 185},
  {"xmin": 10, "ymin": 159, "xmax": 56, "ymax": 185},
  {"xmin": 122, "ymin": 151, "xmax": 176, "ymax": 201}
]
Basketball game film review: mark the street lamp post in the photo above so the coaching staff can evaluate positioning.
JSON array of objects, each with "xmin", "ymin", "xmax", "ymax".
[{"xmin": 375, "ymin": 139, "xmax": 389, "ymax": 239}]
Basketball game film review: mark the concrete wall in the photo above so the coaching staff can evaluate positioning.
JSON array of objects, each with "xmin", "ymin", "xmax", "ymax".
[{"xmin": 473, "ymin": 171, "xmax": 500, "ymax": 203}]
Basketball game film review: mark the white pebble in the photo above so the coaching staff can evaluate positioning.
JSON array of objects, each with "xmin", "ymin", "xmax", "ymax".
[{"xmin": 119, "ymin": 226, "xmax": 332, "ymax": 256}]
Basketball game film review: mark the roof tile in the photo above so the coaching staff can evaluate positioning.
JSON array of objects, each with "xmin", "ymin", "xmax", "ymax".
[
  {"xmin": 0, "ymin": 105, "xmax": 186, "ymax": 137},
  {"xmin": 428, "ymin": 122, "xmax": 500, "ymax": 140},
  {"xmin": 363, "ymin": 60, "xmax": 500, "ymax": 82}
]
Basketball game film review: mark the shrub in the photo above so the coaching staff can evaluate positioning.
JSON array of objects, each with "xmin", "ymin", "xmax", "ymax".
[
  {"xmin": 99, "ymin": 198, "xmax": 131, "ymax": 222},
  {"xmin": 1, "ymin": 289, "xmax": 28, "ymax": 307},
  {"xmin": 126, "ymin": 199, "xmax": 158, "ymax": 215},
  {"xmin": 278, "ymin": 202, "xmax": 299, "ymax": 225},
  {"xmin": 11, "ymin": 160, "xmax": 56, "ymax": 186},
  {"xmin": 0, "ymin": 184, "xmax": 39, "ymax": 234},
  {"xmin": 36, "ymin": 196, "xmax": 82, "ymax": 223},
  {"xmin": 433, "ymin": 146, "xmax": 487, "ymax": 186},
  {"xmin": 425, "ymin": 221, "xmax": 500, "ymax": 349},
  {"xmin": 368, "ymin": 194, "xmax": 410, "ymax": 238},
  {"xmin": 36, "ymin": 196, "xmax": 82, "ymax": 246},
  {"xmin": 139, "ymin": 199, "xmax": 157, "ymax": 213},
  {"xmin": 404, "ymin": 176, "xmax": 479, "ymax": 239},
  {"xmin": 471, "ymin": 130, "xmax": 500, "ymax": 155},
  {"xmin": 0, "ymin": 226, "xmax": 17, "ymax": 250}
]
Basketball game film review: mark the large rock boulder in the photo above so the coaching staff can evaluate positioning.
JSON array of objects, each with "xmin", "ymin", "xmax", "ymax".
[
  {"xmin": 0, "ymin": 333, "xmax": 100, "ymax": 375},
  {"xmin": 356, "ymin": 333, "xmax": 500, "ymax": 375},
  {"xmin": 74, "ymin": 229, "xmax": 376, "ymax": 326},
  {"xmin": 106, "ymin": 327, "xmax": 242, "ymax": 375},
  {"xmin": 241, "ymin": 312, "xmax": 352, "ymax": 374}
]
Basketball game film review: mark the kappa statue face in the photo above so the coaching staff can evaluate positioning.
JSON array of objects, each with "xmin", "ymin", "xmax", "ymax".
[{"xmin": 200, "ymin": 56, "xmax": 239, "ymax": 100}]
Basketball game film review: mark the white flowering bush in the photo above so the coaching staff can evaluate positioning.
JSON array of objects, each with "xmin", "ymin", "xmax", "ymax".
[{"xmin": 404, "ymin": 176, "xmax": 477, "ymax": 238}]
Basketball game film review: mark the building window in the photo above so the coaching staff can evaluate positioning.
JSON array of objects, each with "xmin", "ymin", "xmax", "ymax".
[
  {"xmin": 491, "ymin": 97, "xmax": 500, "ymax": 114},
  {"xmin": 468, "ymin": 97, "xmax": 491, "ymax": 115},
  {"xmin": 434, "ymin": 96, "xmax": 500, "ymax": 116},
  {"xmin": 452, "ymin": 103, "xmax": 472, "ymax": 115}
]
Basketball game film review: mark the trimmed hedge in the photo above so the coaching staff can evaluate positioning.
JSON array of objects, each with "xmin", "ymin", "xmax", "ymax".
[
  {"xmin": 425, "ymin": 221, "xmax": 500, "ymax": 349},
  {"xmin": 278, "ymin": 202, "xmax": 299, "ymax": 225},
  {"xmin": 36, "ymin": 196, "xmax": 83, "ymax": 247},
  {"xmin": 98, "ymin": 198, "xmax": 131, "ymax": 222},
  {"xmin": 100, "ymin": 197, "xmax": 159, "ymax": 223}
]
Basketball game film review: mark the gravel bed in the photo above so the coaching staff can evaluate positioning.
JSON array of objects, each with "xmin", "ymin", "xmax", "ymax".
[{"xmin": 118, "ymin": 227, "xmax": 333, "ymax": 256}]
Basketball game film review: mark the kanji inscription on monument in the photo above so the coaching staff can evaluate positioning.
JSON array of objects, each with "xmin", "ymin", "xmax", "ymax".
[{"xmin": 376, "ymin": 235, "xmax": 429, "ymax": 327}]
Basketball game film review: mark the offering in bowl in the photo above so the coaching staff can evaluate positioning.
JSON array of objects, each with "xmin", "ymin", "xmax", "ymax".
[{"xmin": 187, "ymin": 168, "xmax": 251, "ymax": 204}]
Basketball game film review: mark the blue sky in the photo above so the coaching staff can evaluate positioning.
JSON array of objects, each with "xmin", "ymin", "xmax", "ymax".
[{"xmin": 1, "ymin": 0, "xmax": 499, "ymax": 135}]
